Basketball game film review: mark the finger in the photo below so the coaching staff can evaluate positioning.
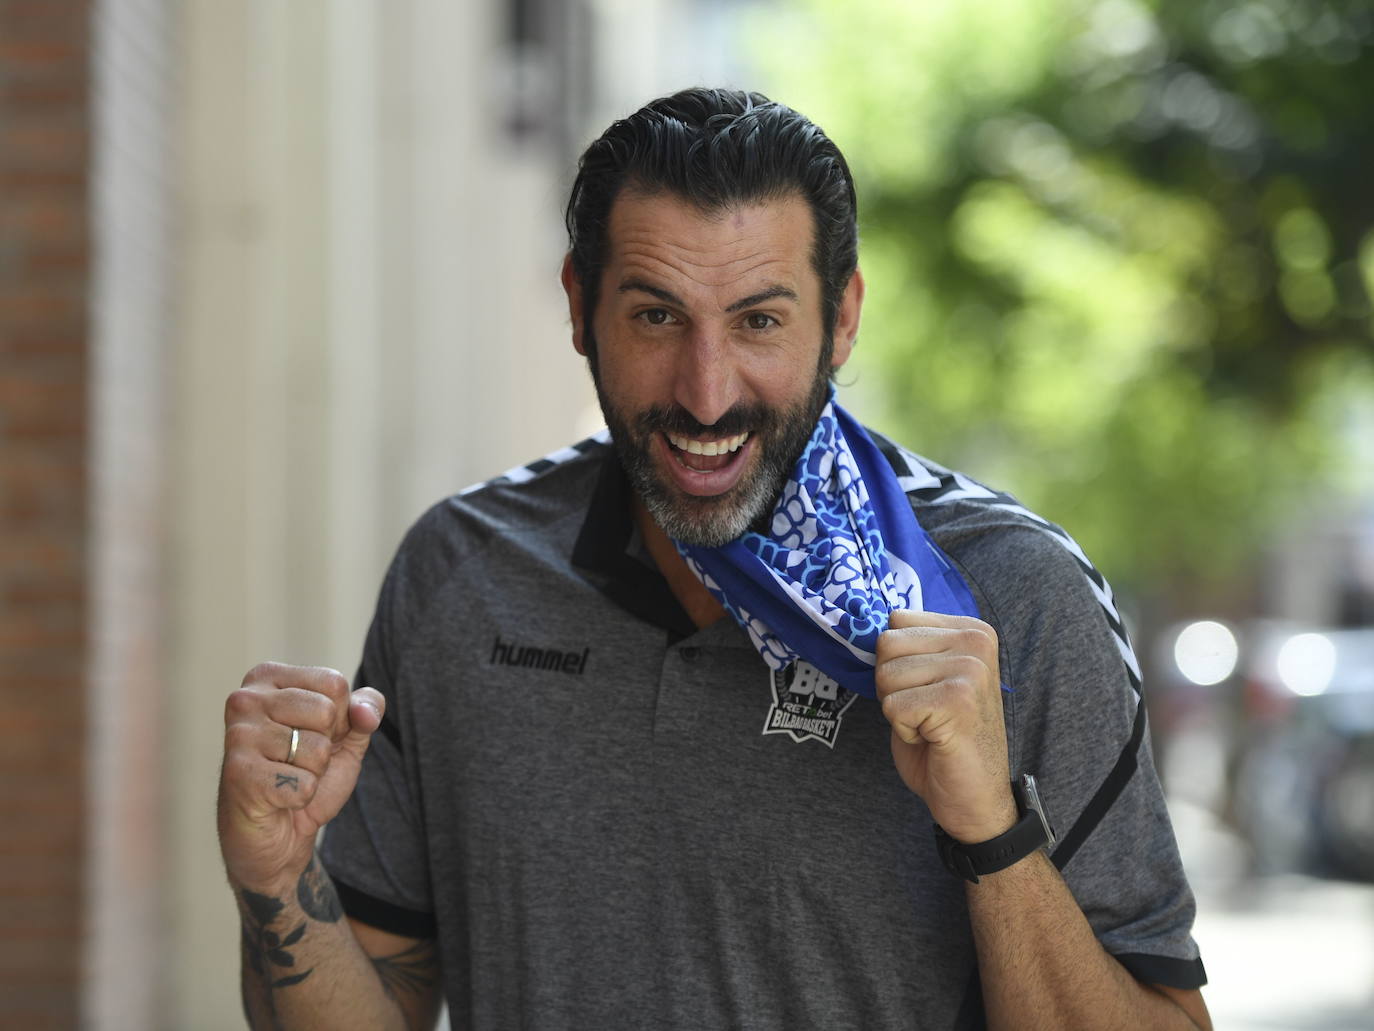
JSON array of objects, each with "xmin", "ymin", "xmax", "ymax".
[
  {"xmin": 882, "ymin": 686, "xmax": 961, "ymax": 748},
  {"xmin": 873, "ymin": 651, "xmax": 959, "ymax": 699},
  {"xmin": 334, "ymin": 687, "xmax": 386, "ymax": 764},
  {"xmin": 891, "ymin": 720, "xmax": 926, "ymax": 750},
  {"xmin": 222, "ymin": 716, "xmax": 327, "ymax": 781},
  {"xmin": 273, "ymin": 725, "xmax": 333, "ymax": 777},
  {"xmin": 258, "ymin": 687, "xmax": 343, "ymax": 737},
  {"xmin": 348, "ymin": 687, "xmax": 385, "ymax": 734},
  {"xmin": 219, "ymin": 749, "xmax": 320, "ymax": 814},
  {"xmin": 879, "ymin": 615, "xmax": 997, "ymax": 663},
  {"xmin": 878, "ymin": 656, "xmax": 991, "ymax": 735},
  {"xmin": 241, "ymin": 661, "xmax": 351, "ymax": 696},
  {"xmin": 888, "ymin": 609, "xmax": 985, "ymax": 631},
  {"xmin": 240, "ymin": 663, "xmax": 352, "ymax": 739},
  {"xmin": 262, "ymin": 760, "xmax": 319, "ymax": 811}
]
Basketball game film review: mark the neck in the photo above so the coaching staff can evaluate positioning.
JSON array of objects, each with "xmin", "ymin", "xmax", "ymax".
[{"xmin": 632, "ymin": 499, "xmax": 726, "ymax": 630}]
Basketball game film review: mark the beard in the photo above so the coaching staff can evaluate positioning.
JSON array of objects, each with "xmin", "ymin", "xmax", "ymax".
[{"xmin": 588, "ymin": 338, "xmax": 834, "ymax": 549}]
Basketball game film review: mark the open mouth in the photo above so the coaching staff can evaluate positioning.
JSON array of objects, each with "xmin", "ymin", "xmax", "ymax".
[{"xmin": 665, "ymin": 431, "xmax": 750, "ymax": 472}]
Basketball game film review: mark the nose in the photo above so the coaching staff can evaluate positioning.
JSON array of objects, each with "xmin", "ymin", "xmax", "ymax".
[{"xmin": 671, "ymin": 326, "xmax": 738, "ymax": 428}]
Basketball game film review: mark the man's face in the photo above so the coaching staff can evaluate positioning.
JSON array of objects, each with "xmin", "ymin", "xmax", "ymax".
[{"xmin": 566, "ymin": 190, "xmax": 860, "ymax": 547}]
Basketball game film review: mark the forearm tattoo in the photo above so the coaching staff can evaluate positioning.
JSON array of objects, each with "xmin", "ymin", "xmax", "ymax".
[
  {"xmin": 240, "ymin": 855, "xmax": 436, "ymax": 1013},
  {"xmin": 372, "ymin": 939, "xmax": 440, "ymax": 1001},
  {"xmin": 296, "ymin": 852, "xmax": 343, "ymax": 923},
  {"xmin": 238, "ymin": 855, "xmax": 342, "ymax": 996},
  {"xmin": 240, "ymin": 889, "xmax": 313, "ymax": 990}
]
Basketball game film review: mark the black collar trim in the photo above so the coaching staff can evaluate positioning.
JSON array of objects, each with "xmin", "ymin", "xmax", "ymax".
[{"xmin": 571, "ymin": 449, "xmax": 697, "ymax": 640}]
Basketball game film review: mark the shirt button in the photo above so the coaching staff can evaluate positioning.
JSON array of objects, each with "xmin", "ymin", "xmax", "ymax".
[{"xmin": 679, "ymin": 646, "xmax": 700, "ymax": 662}]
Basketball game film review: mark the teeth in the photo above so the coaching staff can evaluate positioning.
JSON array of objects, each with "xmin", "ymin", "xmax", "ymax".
[{"xmin": 667, "ymin": 431, "xmax": 749, "ymax": 456}]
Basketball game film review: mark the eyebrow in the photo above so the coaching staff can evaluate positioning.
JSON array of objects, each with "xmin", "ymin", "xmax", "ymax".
[
  {"xmin": 617, "ymin": 278, "xmax": 799, "ymax": 313},
  {"xmin": 725, "ymin": 285, "xmax": 799, "ymax": 313},
  {"xmin": 618, "ymin": 278, "xmax": 686, "ymax": 308}
]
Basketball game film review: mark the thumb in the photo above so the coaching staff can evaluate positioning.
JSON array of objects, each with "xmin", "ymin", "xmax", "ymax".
[
  {"xmin": 339, "ymin": 687, "xmax": 386, "ymax": 757},
  {"xmin": 300, "ymin": 687, "xmax": 387, "ymax": 832}
]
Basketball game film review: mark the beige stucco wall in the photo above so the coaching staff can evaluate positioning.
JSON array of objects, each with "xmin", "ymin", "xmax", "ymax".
[{"xmin": 169, "ymin": 2, "xmax": 588, "ymax": 1024}]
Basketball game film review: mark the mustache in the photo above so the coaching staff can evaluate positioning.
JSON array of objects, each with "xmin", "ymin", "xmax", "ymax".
[{"xmin": 634, "ymin": 402, "xmax": 775, "ymax": 439}]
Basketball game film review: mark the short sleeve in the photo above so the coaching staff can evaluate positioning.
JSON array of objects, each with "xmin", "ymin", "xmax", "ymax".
[
  {"xmin": 955, "ymin": 518, "xmax": 1207, "ymax": 989},
  {"xmin": 319, "ymin": 551, "xmax": 438, "ymax": 940}
]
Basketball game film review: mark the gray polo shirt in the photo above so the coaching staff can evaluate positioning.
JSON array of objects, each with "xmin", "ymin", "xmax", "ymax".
[{"xmin": 320, "ymin": 431, "xmax": 1206, "ymax": 1029}]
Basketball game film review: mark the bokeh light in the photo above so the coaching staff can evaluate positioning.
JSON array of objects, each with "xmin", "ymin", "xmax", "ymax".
[
  {"xmin": 1276, "ymin": 632, "xmax": 1338, "ymax": 696},
  {"xmin": 1173, "ymin": 620, "xmax": 1240, "ymax": 685}
]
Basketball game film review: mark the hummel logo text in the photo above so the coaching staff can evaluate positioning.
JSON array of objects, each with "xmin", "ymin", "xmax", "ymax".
[{"xmin": 488, "ymin": 634, "xmax": 590, "ymax": 676}]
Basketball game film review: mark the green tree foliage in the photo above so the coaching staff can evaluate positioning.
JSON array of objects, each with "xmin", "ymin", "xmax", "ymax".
[{"xmin": 755, "ymin": 0, "xmax": 1374, "ymax": 591}]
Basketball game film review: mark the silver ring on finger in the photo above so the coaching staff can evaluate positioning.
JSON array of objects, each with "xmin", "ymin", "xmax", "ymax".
[{"xmin": 286, "ymin": 726, "xmax": 300, "ymax": 766}]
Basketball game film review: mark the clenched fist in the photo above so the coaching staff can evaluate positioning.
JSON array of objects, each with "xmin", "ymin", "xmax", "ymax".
[
  {"xmin": 217, "ymin": 663, "xmax": 385, "ymax": 896},
  {"xmin": 875, "ymin": 610, "xmax": 1017, "ymax": 845}
]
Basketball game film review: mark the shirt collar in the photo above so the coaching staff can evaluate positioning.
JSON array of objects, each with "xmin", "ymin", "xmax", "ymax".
[{"xmin": 571, "ymin": 447, "xmax": 697, "ymax": 640}]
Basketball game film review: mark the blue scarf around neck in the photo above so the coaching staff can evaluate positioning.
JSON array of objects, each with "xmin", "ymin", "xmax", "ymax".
[{"xmin": 674, "ymin": 391, "xmax": 983, "ymax": 699}]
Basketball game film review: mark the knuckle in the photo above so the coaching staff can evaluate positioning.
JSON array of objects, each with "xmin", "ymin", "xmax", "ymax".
[
  {"xmin": 968, "ymin": 620, "xmax": 998, "ymax": 651},
  {"xmin": 240, "ymin": 661, "xmax": 280, "ymax": 689},
  {"xmin": 319, "ymin": 668, "xmax": 350, "ymax": 701},
  {"xmin": 950, "ymin": 654, "xmax": 987, "ymax": 684},
  {"xmin": 880, "ymin": 689, "xmax": 906, "ymax": 723},
  {"xmin": 223, "ymin": 721, "xmax": 258, "ymax": 755},
  {"xmin": 305, "ymin": 691, "xmax": 340, "ymax": 729},
  {"xmin": 944, "ymin": 672, "xmax": 983, "ymax": 714},
  {"xmin": 224, "ymin": 687, "xmax": 259, "ymax": 724}
]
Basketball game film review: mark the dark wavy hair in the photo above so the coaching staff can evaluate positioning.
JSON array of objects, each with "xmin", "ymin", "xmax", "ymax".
[{"xmin": 565, "ymin": 88, "xmax": 858, "ymax": 348}]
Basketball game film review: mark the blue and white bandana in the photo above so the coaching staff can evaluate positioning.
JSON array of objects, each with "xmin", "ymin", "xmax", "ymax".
[{"xmin": 675, "ymin": 391, "xmax": 982, "ymax": 699}]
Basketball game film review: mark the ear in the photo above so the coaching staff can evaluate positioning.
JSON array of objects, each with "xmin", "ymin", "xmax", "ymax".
[
  {"xmin": 561, "ymin": 253, "xmax": 588, "ymax": 356},
  {"xmin": 829, "ymin": 266, "xmax": 865, "ymax": 369}
]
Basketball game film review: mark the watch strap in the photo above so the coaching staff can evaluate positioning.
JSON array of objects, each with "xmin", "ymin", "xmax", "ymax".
[{"xmin": 935, "ymin": 775, "xmax": 1054, "ymax": 883}]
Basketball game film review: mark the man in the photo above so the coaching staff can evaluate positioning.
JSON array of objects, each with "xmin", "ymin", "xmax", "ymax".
[{"xmin": 219, "ymin": 88, "xmax": 1210, "ymax": 1029}]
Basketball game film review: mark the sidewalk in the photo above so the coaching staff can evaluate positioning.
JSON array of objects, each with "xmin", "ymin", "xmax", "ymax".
[{"xmin": 1175, "ymin": 801, "xmax": 1374, "ymax": 1030}]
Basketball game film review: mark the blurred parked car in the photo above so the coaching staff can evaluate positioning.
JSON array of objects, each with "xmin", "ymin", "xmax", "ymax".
[
  {"xmin": 1158, "ymin": 619, "xmax": 1374, "ymax": 881},
  {"xmin": 1230, "ymin": 623, "xmax": 1374, "ymax": 881}
]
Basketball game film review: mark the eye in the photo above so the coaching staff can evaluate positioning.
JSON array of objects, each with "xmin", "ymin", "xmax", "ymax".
[
  {"xmin": 743, "ymin": 312, "xmax": 777, "ymax": 331},
  {"xmin": 636, "ymin": 308, "xmax": 676, "ymax": 326}
]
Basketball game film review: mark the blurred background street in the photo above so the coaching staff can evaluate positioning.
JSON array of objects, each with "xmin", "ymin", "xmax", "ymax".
[
  {"xmin": 1177, "ymin": 799, "xmax": 1374, "ymax": 1030},
  {"xmin": 2, "ymin": 0, "xmax": 1372, "ymax": 1027}
]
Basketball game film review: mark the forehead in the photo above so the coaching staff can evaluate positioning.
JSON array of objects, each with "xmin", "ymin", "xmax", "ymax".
[{"xmin": 604, "ymin": 189, "xmax": 816, "ymax": 296}]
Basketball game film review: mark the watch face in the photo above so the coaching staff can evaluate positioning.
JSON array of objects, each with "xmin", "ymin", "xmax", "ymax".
[{"xmin": 1018, "ymin": 774, "xmax": 1056, "ymax": 851}]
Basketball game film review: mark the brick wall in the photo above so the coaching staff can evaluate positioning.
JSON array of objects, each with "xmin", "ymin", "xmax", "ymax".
[{"xmin": 0, "ymin": 0, "xmax": 92, "ymax": 1026}]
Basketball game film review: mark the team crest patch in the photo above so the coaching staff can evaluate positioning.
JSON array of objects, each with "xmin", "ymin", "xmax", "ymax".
[{"xmin": 762, "ymin": 661, "xmax": 857, "ymax": 748}]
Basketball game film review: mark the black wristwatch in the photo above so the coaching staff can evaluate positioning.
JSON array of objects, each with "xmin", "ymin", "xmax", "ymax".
[{"xmin": 935, "ymin": 774, "xmax": 1056, "ymax": 884}]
